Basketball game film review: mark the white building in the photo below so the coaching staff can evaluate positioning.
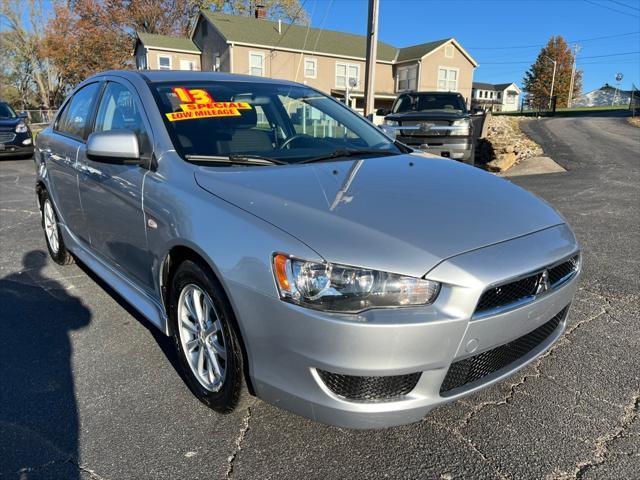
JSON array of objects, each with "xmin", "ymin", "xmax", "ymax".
[
  {"xmin": 471, "ymin": 82, "xmax": 521, "ymax": 112},
  {"xmin": 572, "ymin": 84, "xmax": 632, "ymax": 107}
]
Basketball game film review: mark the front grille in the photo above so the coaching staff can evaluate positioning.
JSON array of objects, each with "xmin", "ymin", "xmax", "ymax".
[
  {"xmin": 440, "ymin": 307, "xmax": 567, "ymax": 395},
  {"xmin": 400, "ymin": 120, "xmax": 450, "ymax": 137},
  {"xmin": 548, "ymin": 257, "xmax": 579, "ymax": 286},
  {"xmin": 0, "ymin": 132, "xmax": 16, "ymax": 143},
  {"xmin": 475, "ymin": 255, "xmax": 579, "ymax": 315},
  {"xmin": 317, "ymin": 370, "xmax": 421, "ymax": 402}
]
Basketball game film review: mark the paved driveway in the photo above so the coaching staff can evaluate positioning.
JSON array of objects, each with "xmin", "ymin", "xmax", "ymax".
[{"xmin": 0, "ymin": 114, "xmax": 638, "ymax": 479}]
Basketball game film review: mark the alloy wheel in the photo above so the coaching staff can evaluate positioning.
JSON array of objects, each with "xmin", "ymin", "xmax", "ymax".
[
  {"xmin": 177, "ymin": 284, "xmax": 227, "ymax": 392},
  {"xmin": 43, "ymin": 200, "xmax": 59, "ymax": 254}
]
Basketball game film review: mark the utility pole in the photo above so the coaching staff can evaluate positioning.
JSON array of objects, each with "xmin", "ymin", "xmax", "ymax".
[
  {"xmin": 544, "ymin": 55, "xmax": 557, "ymax": 110},
  {"xmin": 363, "ymin": 0, "xmax": 379, "ymax": 117},
  {"xmin": 567, "ymin": 44, "xmax": 580, "ymax": 108}
]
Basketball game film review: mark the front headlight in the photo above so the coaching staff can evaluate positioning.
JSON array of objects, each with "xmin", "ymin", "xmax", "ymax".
[
  {"xmin": 451, "ymin": 118, "xmax": 471, "ymax": 134},
  {"xmin": 273, "ymin": 254, "xmax": 440, "ymax": 312},
  {"xmin": 380, "ymin": 119, "xmax": 399, "ymax": 139},
  {"xmin": 15, "ymin": 122, "xmax": 28, "ymax": 133}
]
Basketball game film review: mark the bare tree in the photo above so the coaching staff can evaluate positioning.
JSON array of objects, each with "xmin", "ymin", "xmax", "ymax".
[{"xmin": 1, "ymin": 0, "xmax": 63, "ymax": 108}]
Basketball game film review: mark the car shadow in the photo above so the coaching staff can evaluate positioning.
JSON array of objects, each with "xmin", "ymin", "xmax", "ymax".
[
  {"xmin": 0, "ymin": 251, "xmax": 90, "ymax": 478},
  {"xmin": 71, "ymin": 256, "xmax": 185, "ymax": 384}
]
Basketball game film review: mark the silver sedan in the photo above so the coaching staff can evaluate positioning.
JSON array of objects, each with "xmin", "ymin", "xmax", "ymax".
[{"xmin": 34, "ymin": 71, "xmax": 580, "ymax": 428}]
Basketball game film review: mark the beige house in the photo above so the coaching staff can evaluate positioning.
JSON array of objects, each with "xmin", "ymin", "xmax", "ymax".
[
  {"xmin": 135, "ymin": 10, "xmax": 479, "ymax": 112},
  {"xmin": 134, "ymin": 33, "xmax": 201, "ymax": 71}
]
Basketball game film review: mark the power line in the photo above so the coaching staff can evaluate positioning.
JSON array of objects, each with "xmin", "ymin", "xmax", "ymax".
[
  {"xmin": 583, "ymin": 0, "xmax": 640, "ymax": 18},
  {"xmin": 607, "ymin": 0, "xmax": 640, "ymax": 13},
  {"xmin": 467, "ymin": 31, "xmax": 640, "ymax": 50},
  {"xmin": 480, "ymin": 50, "xmax": 640, "ymax": 65}
]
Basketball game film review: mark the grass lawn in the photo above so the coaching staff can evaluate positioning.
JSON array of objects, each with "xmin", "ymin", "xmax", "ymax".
[{"xmin": 494, "ymin": 104, "xmax": 631, "ymax": 117}]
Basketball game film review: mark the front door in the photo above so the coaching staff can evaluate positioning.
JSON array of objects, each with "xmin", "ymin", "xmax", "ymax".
[{"xmin": 78, "ymin": 80, "xmax": 155, "ymax": 294}]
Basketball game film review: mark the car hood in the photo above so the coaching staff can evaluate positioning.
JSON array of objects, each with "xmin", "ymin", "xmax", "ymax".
[
  {"xmin": 194, "ymin": 155, "xmax": 564, "ymax": 278},
  {"xmin": 0, "ymin": 118, "xmax": 20, "ymax": 128}
]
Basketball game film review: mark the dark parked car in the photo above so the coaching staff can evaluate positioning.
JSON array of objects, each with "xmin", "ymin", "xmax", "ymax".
[
  {"xmin": 378, "ymin": 92, "xmax": 475, "ymax": 165},
  {"xmin": 0, "ymin": 101, "xmax": 34, "ymax": 158}
]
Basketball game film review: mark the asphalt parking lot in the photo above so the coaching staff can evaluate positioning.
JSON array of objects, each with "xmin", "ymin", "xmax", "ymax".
[{"xmin": 1, "ymin": 113, "xmax": 638, "ymax": 479}]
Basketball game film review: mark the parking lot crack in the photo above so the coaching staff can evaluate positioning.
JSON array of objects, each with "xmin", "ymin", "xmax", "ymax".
[
  {"xmin": 457, "ymin": 301, "xmax": 611, "ymax": 430},
  {"xmin": 225, "ymin": 405, "xmax": 252, "ymax": 478},
  {"xmin": 426, "ymin": 419, "xmax": 509, "ymax": 479},
  {"xmin": 548, "ymin": 392, "xmax": 639, "ymax": 479}
]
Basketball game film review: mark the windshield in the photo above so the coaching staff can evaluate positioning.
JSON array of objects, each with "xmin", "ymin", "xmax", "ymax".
[
  {"xmin": 392, "ymin": 93, "xmax": 466, "ymax": 114},
  {"xmin": 151, "ymin": 81, "xmax": 401, "ymax": 163},
  {"xmin": 0, "ymin": 102, "xmax": 17, "ymax": 119}
]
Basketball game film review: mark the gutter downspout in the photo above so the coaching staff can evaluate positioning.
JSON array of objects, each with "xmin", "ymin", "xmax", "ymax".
[
  {"xmin": 145, "ymin": 47, "xmax": 150, "ymax": 70},
  {"xmin": 417, "ymin": 59, "xmax": 422, "ymax": 91}
]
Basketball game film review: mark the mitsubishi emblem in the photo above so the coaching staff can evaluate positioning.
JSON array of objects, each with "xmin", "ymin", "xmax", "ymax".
[{"xmin": 536, "ymin": 270, "xmax": 550, "ymax": 294}]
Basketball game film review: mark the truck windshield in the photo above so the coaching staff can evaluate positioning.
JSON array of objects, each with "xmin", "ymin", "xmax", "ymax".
[
  {"xmin": 0, "ymin": 102, "xmax": 17, "ymax": 119},
  {"xmin": 151, "ymin": 81, "xmax": 401, "ymax": 164},
  {"xmin": 392, "ymin": 93, "xmax": 466, "ymax": 113}
]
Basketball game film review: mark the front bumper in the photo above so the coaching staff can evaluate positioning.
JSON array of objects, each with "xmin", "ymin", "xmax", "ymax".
[
  {"xmin": 398, "ymin": 135, "xmax": 473, "ymax": 163},
  {"xmin": 0, "ymin": 132, "xmax": 34, "ymax": 157},
  {"xmin": 228, "ymin": 224, "xmax": 580, "ymax": 428}
]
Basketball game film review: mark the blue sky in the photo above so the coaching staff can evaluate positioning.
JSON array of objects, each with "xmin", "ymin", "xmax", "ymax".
[{"xmin": 305, "ymin": 0, "xmax": 640, "ymax": 93}]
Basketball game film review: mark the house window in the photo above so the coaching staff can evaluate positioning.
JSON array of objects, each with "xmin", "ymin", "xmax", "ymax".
[
  {"xmin": 249, "ymin": 52, "xmax": 264, "ymax": 76},
  {"xmin": 397, "ymin": 65, "xmax": 418, "ymax": 91},
  {"xmin": 445, "ymin": 44, "xmax": 454, "ymax": 58},
  {"xmin": 158, "ymin": 55, "xmax": 172, "ymax": 70},
  {"xmin": 304, "ymin": 58, "xmax": 317, "ymax": 78},
  {"xmin": 489, "ymin": 91, "xmax": 494, "ymax": 99},
  {"xmin": 336, "ymin": 63, "xmax": 359, "ymax": 89},
  {"xmin": 438, "ymin": 68, "xmax": 458, "ymax": 91},
  {"xmin": 179, "ymin": 59, "xmax": 197, "ymax": 71},
  {"xmin": 497, "ymin": 91, "xmax": 502, "ymax": 99},
  {"xmin": 506, "ymin": 91, "xmax": 516, "ymax": 104}
]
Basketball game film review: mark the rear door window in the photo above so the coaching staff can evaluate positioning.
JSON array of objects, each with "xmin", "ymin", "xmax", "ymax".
[{"xmin": 55, "ymin": 82, "xmax": 101, "ymax": 140}]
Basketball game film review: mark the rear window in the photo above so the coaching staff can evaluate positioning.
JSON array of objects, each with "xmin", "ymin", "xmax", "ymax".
[{"xmin": 392, "ymin": 93, "xmax": 466, "ymax": 113}]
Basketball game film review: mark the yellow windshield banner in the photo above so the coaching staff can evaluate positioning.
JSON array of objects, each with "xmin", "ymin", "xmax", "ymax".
[{"xmin": 166, "ymin": 87, "xmax": 252, "ymax": 122}]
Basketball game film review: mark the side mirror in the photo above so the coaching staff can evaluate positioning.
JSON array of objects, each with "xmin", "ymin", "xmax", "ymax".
[
  {"xmin": 19, "ymin": 111, "xmax": 28, "ymax": 118},
  {"xmin": 87, "ymin": 129, "xmax": 140, "ymax": 164},
  {"xmin": 376, "ymin": 108, "xmax": 389, "ymax": 116},
  {"xmin": 365, "ymin": 113, "xmax": 374, "ymax": 122}
]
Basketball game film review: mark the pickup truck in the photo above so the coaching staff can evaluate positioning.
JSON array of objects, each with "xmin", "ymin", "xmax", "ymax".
[{"xmin": 377, "ymin": 92, "xmax": 476, "ymax": 165}]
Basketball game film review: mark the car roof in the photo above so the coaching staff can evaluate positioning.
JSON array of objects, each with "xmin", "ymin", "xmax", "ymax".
[{"xmin": 86, "ymin": 70, "xmax": 302, "ymax": 87}]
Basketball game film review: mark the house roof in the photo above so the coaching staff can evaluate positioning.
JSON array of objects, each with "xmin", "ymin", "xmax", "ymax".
[
  {"xmin": 201, "ymin": 11, "xmax": 398, "ymax": 61},
  {"xmin": 395, "ymin": 39, "xmax": 450, "ymax": 62},
  {"xmin": 136, "ymin": 32, "xmax": 200, "ymax": 53},
  {"xmin": 473, "ymin": 82, "xmax": 521, "ymax": 93}
]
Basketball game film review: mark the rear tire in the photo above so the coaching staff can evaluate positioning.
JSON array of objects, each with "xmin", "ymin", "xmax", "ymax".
[
  {"xmin": 40, "ymin": 190, "xmax": 74, "ymax": 265},
  {"xmin": 169, "ymin": 259, "xmax": 246, "ymax": 413}
]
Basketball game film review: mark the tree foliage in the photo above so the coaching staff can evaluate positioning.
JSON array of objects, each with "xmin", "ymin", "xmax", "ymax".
[
  {"xmin": 0, "ymin": 0, "xmax": 64, "ymax": 108},
  {"xmin": 523, "ymin": 35, "xmax": 582, "ymax": 109},
  {"xmin": 40, "ymin": 0, "xmax": 308, "ymax": 100}
]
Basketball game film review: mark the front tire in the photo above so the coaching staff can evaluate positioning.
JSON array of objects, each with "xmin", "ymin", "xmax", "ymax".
[
  {"xmin": 169, "ymin": 259, "xmax": 245, "ymax": 413},
  {"xmin": 40, "ymin": 191, "xmax": 74, "ymax": 265}
]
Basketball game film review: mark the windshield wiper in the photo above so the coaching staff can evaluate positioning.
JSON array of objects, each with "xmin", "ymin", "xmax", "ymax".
[
  {"xmin": 299, "ymin": 148, "xmax": 400, "ymax": 164},
  {"xmin": 185, "ymin": 154, "xmax": 287, "ymax": 166}
]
